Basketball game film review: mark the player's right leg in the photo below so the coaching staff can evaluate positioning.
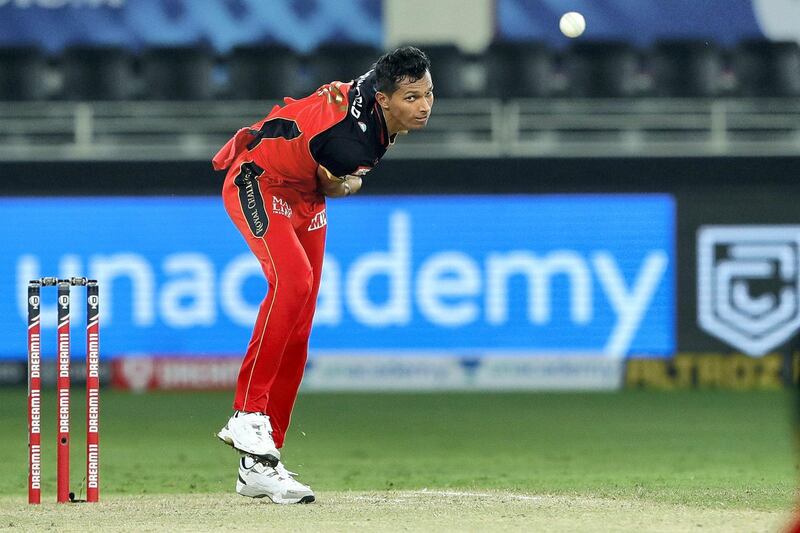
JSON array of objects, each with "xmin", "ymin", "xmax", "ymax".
[{"xmin": 217, "ymin": 411, "xmax": 279, "ymax": 466}]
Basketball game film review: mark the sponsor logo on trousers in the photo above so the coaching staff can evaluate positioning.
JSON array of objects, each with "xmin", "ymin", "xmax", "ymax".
[
  {"xmin": 272, "ymin": 196, "xmax": 292, "ymax": 218},
  {"xmin": 308, "ymin": 209, "xmax": 327, "ymax": 231},
  {"xmin": 244, "ymin": 179, "xmax": 265, "ymax": 235},
  {"xmin": 235, "ymin": 164, "xmax": 268, "ymax": 238}
]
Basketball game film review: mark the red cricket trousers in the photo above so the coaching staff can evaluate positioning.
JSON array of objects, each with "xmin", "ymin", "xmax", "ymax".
[{"xmin": 222, "ymin": 161, "xmax": 327, "ymax": 449}]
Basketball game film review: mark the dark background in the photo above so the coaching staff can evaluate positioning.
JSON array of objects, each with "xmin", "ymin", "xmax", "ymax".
[{"xmin": 3, "ymin": 156, "xmax": 798, "ymax": 196}]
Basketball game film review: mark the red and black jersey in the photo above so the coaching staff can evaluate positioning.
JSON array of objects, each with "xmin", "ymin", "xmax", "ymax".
[{"xmin": 212, "ymin": 70, "xmax": 394, "ymax": 194}]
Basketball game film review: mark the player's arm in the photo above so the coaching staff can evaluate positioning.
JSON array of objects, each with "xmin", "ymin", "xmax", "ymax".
[{"xmin": 316, "ymin": 165, "xmax": 363, "ymax": 198}]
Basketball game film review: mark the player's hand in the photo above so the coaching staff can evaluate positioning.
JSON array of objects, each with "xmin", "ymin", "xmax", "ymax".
[
  {"xmin": 316, "ymin": 165, "xmax": 362, "ymax": 198},
  {"xmin": 317, "ymin": 175, "xmax": 361, "ymax": 198},
  {"xmin": 321, "ymin": 175, "xmax": 361, "ymax": 198},
  {"xmin": 317, "ymin": 83, "xmax": 347, "ymax": 111},
  {"xmin": 343, "ymin": 175, "xmax": 362, "ymax": 196}
]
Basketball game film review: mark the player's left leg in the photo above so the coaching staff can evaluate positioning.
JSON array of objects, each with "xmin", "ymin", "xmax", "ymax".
[
  {"xmin": 266, "ymin": 204, "xmax": 327, "ymax": 449},
  {"xmin": 235, "ymin": 202, "xmax": 326, "ymax": 503},
  {"xmin": 236, "ymin": 455, "xmax": 315, "ymax": 504}
]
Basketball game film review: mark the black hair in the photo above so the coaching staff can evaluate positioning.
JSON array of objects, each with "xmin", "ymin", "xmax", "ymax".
[{"xmin": 374, "ymin": 46, "xmax": 431, "ymax": 94}]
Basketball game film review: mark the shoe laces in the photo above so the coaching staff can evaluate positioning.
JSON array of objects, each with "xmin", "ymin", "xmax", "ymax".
[
  {"xmin": 242, "ymin": 456, "xmax": 277, "ymax": 476},
  {"xmin": 274, "ymin": 462, "xmax": 310, "ymax": 491}
]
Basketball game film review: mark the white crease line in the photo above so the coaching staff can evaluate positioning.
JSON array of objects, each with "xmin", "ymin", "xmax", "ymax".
[
  {"xmin": 344, "ymin": 490, "xmax": 541, "ymax": 503},
  {"xmin": 413, "ymin": 489, "xmax": 541, "ymax": 501}
]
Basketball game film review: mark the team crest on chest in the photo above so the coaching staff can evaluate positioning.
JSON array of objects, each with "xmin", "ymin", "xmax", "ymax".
[{"xmin": 272, "ymin": 196, "xmax": 292, "ymax": 218}]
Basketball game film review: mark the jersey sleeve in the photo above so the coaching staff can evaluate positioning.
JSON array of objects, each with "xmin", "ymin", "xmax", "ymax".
[{"xmin": 311, "ymin": 136, "xmax": 374, "ymax": 178}]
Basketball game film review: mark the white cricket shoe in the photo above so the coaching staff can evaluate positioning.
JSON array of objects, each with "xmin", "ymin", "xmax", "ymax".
[
  {"xmin": 217, "ymin": 411, "xmax": 280, "ymax": 466},
  {"xmin": 236, "ymin": 456, "xmax": 315, "ymax": 504}
]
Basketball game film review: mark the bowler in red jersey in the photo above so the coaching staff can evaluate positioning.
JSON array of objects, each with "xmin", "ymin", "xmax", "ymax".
[{"xmin": 212, "ymin": 46, "xmax": 433, "ymax": 503}]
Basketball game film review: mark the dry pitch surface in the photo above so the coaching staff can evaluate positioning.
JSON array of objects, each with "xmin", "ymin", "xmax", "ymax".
[{"xmin": 0, "ymin": 491, "xmax": 790, "ymax": 532}]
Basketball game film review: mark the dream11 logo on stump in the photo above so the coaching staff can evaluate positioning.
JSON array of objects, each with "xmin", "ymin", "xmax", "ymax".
[{"xmin": 697, "ymin": 225, "xmax": 800, "ymax": 356}]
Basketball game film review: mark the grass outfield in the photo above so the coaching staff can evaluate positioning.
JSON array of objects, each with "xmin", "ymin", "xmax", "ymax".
[{"xmin": 0, "ymin": 390, "xmax": 795, "ymax": 531}]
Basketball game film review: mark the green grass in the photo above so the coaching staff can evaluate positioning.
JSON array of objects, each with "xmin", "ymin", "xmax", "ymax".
[{"xmin": 0, "ymin": 390, "xmax": 794, "ymax": 511}]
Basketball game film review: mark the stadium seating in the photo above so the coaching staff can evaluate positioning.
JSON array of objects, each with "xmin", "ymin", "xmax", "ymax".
[
  {"xmin": 227, "ymin": 44, "xmax": 303, "ymax": 99},
  {"xmin": 0, "ymin": 46, "xmax": 48, "ymax": 101},
  {"xmin": 0, "ymin": 39, "xmax": 798, "ymax": 101},
  {"xmin": 562, "ymin": 41, "xmax": 640, "ymax": 98},
  {"xmin": 649, "ymin": 40, "xmax": 725, "ymax": 97},
  {"xmin": 61, "ymin": 45, "xmax": 135, "ymax": 101},
  {"xmin": 417, "ymin": 43, "xmax": 467, "ymax": 98},
  {"xmin": 484, "ymin": 41, "xmax": 555, "ymax": 98},
  {"xmin": 140, "ymin": 46, "xmax": 215, "ymax": 100},
  {"xmin": 306, "ymin": 43, "xmax": 382, "ymax": 92},
  {"xmin": 733, "ymin": 40, "xmax": 800, "ymax": 97}
]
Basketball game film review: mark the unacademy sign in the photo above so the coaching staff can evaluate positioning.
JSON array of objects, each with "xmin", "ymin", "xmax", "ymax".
[
  {"xmin": 314, "ymin": 211, "xmax": 668, "ymax": 357},
  {"xmin": 0, "ymin": 195, "xmax": 675, "ymax": 359}
]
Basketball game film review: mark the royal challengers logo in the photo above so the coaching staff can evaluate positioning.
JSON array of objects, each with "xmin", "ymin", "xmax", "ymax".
[{"xmin": 234, "ymin": 162, "xmax": 268, "ymax": 238}]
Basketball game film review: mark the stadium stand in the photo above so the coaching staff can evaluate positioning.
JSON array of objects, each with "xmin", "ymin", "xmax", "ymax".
[
  {"xmin": 61, "ymin": 45, "xmax": 135, "ymax": 101},
  {"xmin": 227, "ymin": 44, "xmax": 302, "ymax": 100},
  {"xmin": 562, "ymin": 41, "xmax": 641, "ymax": 98},
  {"xmin": 0, "ymin": 46, "xmax": 48, "ymax": 101},
  {"xmin": 484, "ymin": 41, "xmax": 555, "ymax": 98},
  {"xmin": 140, "ymin": 46, "xmax": 215, "ymax": 100},
  {"xmin": 416, "ymin": 43, "xmax": 466, "ymax": 98},
  {"xmin": 649, "ymin": 40, "xmax": 725, "ymax": 97},
  {"xmin": 733, "ymin": 40, "xmax": 800, "ymax": 97},
  {"xmin": 2, "ymin": 38, "xmax": 798, "ymax": 102},
  {"xmin": 0, "ymin": 39, "xmax": 798, "ymax": 160},
  {"xmin": 305, "ymin": 42, "xmax": 383, "ymax": 93}
]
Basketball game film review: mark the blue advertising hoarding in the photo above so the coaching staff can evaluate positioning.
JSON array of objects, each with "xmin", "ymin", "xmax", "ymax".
[
  {"xmin": 0, "ymin": 0, "xmax": 382, "ymax": 53},
  {"xmin": 0, "ymin": 195, "xmax": 674, "ymax": 360},
  {"xmin": 1, "ymin": 1, "xmax": 797, "ymax": 53},
  {"xmin": 497, "ymin": 0, "xmax": 800, "ymax": 46}
]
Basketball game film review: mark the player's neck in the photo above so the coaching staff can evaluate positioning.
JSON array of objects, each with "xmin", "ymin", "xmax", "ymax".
[{"xmin": 380, "ymin": 106, "xmax": 406, "ymax": 136}]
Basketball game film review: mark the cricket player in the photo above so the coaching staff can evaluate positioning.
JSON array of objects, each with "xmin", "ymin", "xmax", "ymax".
[{"xmin": 212, "ymin": 46, "xmax": 433, "ymax": 504}]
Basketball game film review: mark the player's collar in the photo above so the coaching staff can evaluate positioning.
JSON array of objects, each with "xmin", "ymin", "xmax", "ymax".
[{"xmin": 374, "ymin": 102, "xmax": 393, "ymax": 147}]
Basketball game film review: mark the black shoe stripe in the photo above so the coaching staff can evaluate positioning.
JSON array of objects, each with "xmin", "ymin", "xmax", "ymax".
[
  {"xmin": 244, "ymin": 452, "xmax": 279, "ymax": 468},
  {"xmin": 238, "ymin": 474, "xmax": 247, "ymax": 485}
]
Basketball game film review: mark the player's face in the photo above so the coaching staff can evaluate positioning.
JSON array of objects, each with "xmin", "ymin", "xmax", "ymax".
[{"xmin": 380, "ymin": 70, "xmax": 434, "ymax": 133}]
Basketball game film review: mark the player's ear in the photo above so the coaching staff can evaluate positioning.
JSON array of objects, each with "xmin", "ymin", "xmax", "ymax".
[{"xmin": 375, "ymin": 91, "xmax": 390, "ymax": 110}]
